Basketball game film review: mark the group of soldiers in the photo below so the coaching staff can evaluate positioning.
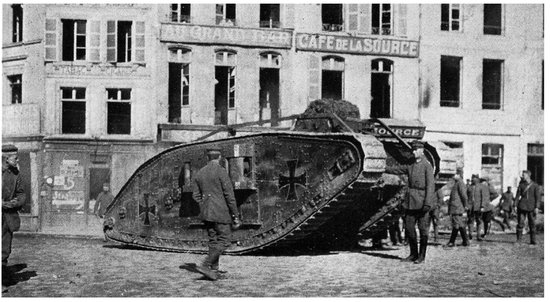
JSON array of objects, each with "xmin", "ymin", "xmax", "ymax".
[{"xmin": 377, "ymin": 142, "xmax": 543, "ymax": 264}]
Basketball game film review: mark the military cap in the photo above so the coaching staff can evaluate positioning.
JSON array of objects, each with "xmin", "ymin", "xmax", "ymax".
[
  {"xmin": 2, "ymin": 144, "xmax": 18, "ymax": 154},
  {"xmin": 410, "ymin": 140, "xmax": 424, "ymax": 150}
]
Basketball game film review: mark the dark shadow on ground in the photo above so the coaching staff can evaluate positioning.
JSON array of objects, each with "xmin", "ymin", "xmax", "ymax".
[
  {"xmin": 360, "ymin": 251, "xmax": 402, "ymax": 260},
  {"xmin": 179, "ymin": 263, "xmax": 198, "ymax": 273},
  {"xmin": 2, "ymin": 264, "xmax": 37, "ymax": 287},
  {"xmin": 101, "ymin": 243, "xmax": 180, "ymax": 253}
]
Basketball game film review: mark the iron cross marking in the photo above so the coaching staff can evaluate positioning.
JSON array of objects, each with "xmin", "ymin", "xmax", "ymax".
[
  {"xmin": 279, "ymin": 160, "xmax": 307, "ymax": 201},
  {"xmin": 139, "ymin": 193, "xmax": 156, "ymax": 226}
]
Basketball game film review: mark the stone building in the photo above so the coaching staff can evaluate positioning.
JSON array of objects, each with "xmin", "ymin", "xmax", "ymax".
[{"xmin": 2, "ymin": 3, "xmax": 543, "ymax": 235}]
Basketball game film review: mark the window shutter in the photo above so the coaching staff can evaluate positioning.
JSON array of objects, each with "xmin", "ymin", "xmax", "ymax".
[
  {"xmin": 358, "ymin": 4, "xmax": 370, "ymax": 34},
  {"xmin": 44, "ymin": 18, "xmax": 58, "ymax": 61},
  {"xmin": 107, "ymin": 20, "xmax": 117, "ymax": 62},
  {"xmin": 308, "ymin": 55, "xmax": 320, "ymax": 101},
  {"xmin": 396, "ymin": 4, "xmax": 407, "ymax": 37},
  {"xmin": 134, "ymin": 21, "xmax": 145, "ymax": 63},
  {"xmin": 347, "ymin": 4, "xmax": 358, "ymax": 31},
  {"xmin": 88, "ymin": 20, "xmax": 101, "ymax": 62}
]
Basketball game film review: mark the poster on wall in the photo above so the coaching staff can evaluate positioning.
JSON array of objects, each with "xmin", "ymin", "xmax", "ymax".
[{"xmin": 51, "ymin": 159, "xmax": 86, "ymax": 212}]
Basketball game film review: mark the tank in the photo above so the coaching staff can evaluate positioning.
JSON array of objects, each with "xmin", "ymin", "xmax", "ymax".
[{"xmin": 103, "ymin": 113, "xmax": 456, "ymax": 254}]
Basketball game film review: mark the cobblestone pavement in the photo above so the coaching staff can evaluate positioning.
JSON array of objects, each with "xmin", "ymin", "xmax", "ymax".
[{"xmin": 1, "ymin": 231, "xmax": 544, "ymax": 297}]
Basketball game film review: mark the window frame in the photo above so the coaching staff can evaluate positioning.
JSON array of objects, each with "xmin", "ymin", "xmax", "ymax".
[
  {"xmin": 372, "ymin": 3, "xmax": 393, "ymax": 35},
  {"xmin": 482, "ymin": 59, "xmax": 504, "ymax": 110},
  {"xmin": 483, "ymin": 4, "xmax": 503, "ymax": 35},
  {"xmin": 440, "ymin": 55, "xmax": 462, "ymax": 108},
  {"xmin": 171, "ymin": 4, "xmax": 191, "ymax": 23},
  {"xmin": 441, "ymin": 4, "xmax": 462, "ymax": 32},
  {"xmin": 61, "ymin": 19, "xmax": 87, "ymax": 62},
  {"xmin": 106, "ymin": 88, "xmax": 132, "ymax": 135},
  {"xmin": 321, "ymin": 55, "xmax": 345, "ymax": 100},
  {"xmin": 216, "ymin": 3, "xmax": 236, "ymax": 26},
  {"xmin": 8, "ymin": 74, "xmax": 22, "ymax": 104},
  {"xmin": 60, "ymin": 87, "xmax": 87, "ymax": 134},
  {"xmin": 481, "ymin": 143, "xmax": 503, "ymax": 166},
  {"xmin": 321, "ymin": 4, "xmax": 344, "ymax": 32},
  {"xmin": 259, "ymin": 4, "xmax": 280, "ymax": 28},
  {"xmin": 12, "ymin": 4, "xmax": 23, "ymax": 43}
]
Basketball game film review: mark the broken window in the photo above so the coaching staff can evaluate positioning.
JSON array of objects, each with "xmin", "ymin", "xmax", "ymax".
[
  {"xmin": 482, "ymin": 144, "xmax": 503, "ymax": 165},
  {"xmin": 8, "ymin": 74, "xmax": 22, "ymax": 104},
  {"xmin": 372, "ymin": 4, "xmax": 392, "ymax": 35},
  {"xmin": 216, "ymin": 4, "xmax": 236, "ymax": 25},
  {"xmin": 61, "ymin": 87, "xmax": 86, "ymax": 134},
  {"xmin": 482, "ymin": 59, "xmax": 503, "ymax": 110},
  {"xmin": 484, "ymin": 4, "xmax": 502, "ymax": 35},
  {"xmin": 441, "ymin": 4, "xmax": 461, "ymax": 31},
  {"xmin": 12, "ymin": 4, "xmax": 23, "ymax": 43},
  {"xmin": 440, "ymin": 56, "xmax": 462, "ymax": 107},
  {"xmin": 62, "ymin": 19, "xmax": 86, "ymax": 61},
  {"xmin": 260, "ymin": 4, "xmax": 280, "ymax": 28},
  {"xmin": 322, "ymin": 4, "xmax": 343, "ymax": 31},
  {"xmin": 215, "ymin": 50, "xmax": 236, "ymax": 125},
  {"xmin": 171, "ymin": 4, "xmax": 191, "ymax": 23},
  {"xmin": 259, "ymin": 52, "xmax": 281, "ymax": 126},
  {"xmin": 321, "ymin": 56, "xmax": 344, "ymax": 100},
  {"xmin": 106, "ymin": 88, "xmax": 131, "ymax": 134}
]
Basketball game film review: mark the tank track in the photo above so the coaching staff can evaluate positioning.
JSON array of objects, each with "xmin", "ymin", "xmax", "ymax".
[{"xmin": 356, "ymin": 186, "xmax": 406, "ymax": 239}]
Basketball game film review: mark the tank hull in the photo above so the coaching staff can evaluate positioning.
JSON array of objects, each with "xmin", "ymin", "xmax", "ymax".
[{"xmin": 104, "ymin": 132, "xmax": 389, "ymax": 254}]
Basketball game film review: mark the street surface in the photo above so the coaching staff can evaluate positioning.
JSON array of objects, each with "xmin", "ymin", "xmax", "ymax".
[{"xmin": 1, "ymin": 231, "xmax": 544, "ymax": 297}]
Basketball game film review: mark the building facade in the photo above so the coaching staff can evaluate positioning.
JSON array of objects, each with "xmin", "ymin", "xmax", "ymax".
[{"xmin": 2, "ymin": 3, "xmax": 544, "ymax": 235}]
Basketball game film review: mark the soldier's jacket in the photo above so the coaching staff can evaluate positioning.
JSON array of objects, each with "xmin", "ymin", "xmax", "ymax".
[
  {"xmin": 2, "ymin": 165, "xmax": 26, "ymax": 232},
  {"xmin": 448, "ymin": 177, "xmax": 468, "ymax": 215},
  {"xmin": 385, "ymin": 156, "xmax": 435, "ymax": 211},
  {"xmin": 470, "ymin": 183, "xmax": 492, "ymax": 212},
  {"xmin": 192, "ymin": 161, "xmax": 239, "ymax": 224},
  {"xmin": 515, "ymin": 181, "xmax": 542, "ymax": 212},
  {"xmin": 499, "ymin": 192, "xmax": 514, "ymax": 212}
]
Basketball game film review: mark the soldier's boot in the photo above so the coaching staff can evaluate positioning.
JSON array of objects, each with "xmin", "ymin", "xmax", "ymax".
[
  {"xmin": 459, "ymin": 227, "xmax": 470, "ymax": 246},
  {"xmin": 414, "ymin": 238, "xmax": 428, "ymax": 264},
  {"xmin": 433, "ymin": 226, "xmax": 439, "ymax": 244},
  {"xmin": 446, "ymin": 229, "xmax": 458, "ymax": 247},
  {"xmin": 401, "ymin": 240, "xmax": 418, "ymax": 262},
  {"xmin": 467, "ymin": 224, "xmax": 473, "ymax": 240},
  {"xmin": 476, "ymin": 224, "xmax": 482, "ymax": 241},
  {"xmin": 515, "ymin": 230, "xmax": 523, "ymax": 244},
  {"xmin": 529, "ymin": 231, "xmax": 537, "ymax": 245}
]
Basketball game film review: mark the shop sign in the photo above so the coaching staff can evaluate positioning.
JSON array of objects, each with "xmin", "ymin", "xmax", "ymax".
[
  {"xmin": 161, "ymin": 23, "xmax": 293, "ymax": 49},
  {"xmin": 296, "ymin": 33, "xmax": 419, "ymax": 58},
  {"xmin": 373, "ymin": 126, "xmax": 424, "ymax": 139}
]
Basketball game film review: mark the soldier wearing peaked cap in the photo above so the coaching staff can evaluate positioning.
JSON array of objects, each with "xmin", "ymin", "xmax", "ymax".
[
  {"xmin": 192, "ymin": 146, "xmax": 241, "ymax": 280},
  {"xmin": 2, "ymin": 144, "xmax": 26, "ymax": 291},
  {"xmin": 385, "ymin": 140, "xmax": 435, "ymax": 264}
]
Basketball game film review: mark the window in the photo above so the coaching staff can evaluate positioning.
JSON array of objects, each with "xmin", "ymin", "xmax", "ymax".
[
  {"xmin": 370, "ymin": 59, "xmax": 393, "ymax": 118},
  {"xmin": 215, "ymin": 50, "xmax": 236, "ymax": 125},
  {"xmin": 482, "ymin": 144, "xmax": 503, "ymax": 165},
  {"xmin": 321, "ymin": 56, "xmax": 345, "ymax": 100},
  {"xmin": 527, "ymin": 144, "xmax": 544, "ymax": 185},
  {"xmin": 440, "ymin": 56, "xmax": 462, "ymax": 107},
  {"xmin": 8, "ymin": 75, "xmax": 22, "ymax": 104},
  {"xmin": 107, "ymin": 20, "xmax": 145, "ymax": 63},
  {"xmin": 171, "ymin": 4, "xmax": 191, "ymax": 23},
  {"xmin": 61, "ymin": 87, "xmax": 86, "ymax": 134},
  {"xmin": 484, "ymin": 4, "xmax": 502, "ymax": 35},
  {"xmin": 12, "ymin": 4, "xmax": 23, "ymax": 43},
  {"xmin": 168, "ymin": 48, "xmax": 191, "ymax": 123},
  {"xmin": 322, "ymin": 4, "xmax": 343, "ymax": 32},
  {"xmin": 259, "ymin": 52, "xmax": 281, "ymax": 126},
  {"xmin": 482, "ymin": 59, "xmax": 503, "ymax": 110},
  {"xmin": 260, "ymin": 4, "xmax": 280, "ymax": 28},
  {"xmin": 107, "ymin": 89, "xmax": 131, "ymax": 134},
  {"xmin": 372, "ymin": 4, "xmax": 392, "ymax": 35},
  {"xmin": 216, "ymin": 4, "xmax": 236, "ymax": 26},
  {"xmin": 62, "ymin": 19, "xmax": 86, "ymax": 61},
  {"xmin": 441, "ymin": 4, "xmax": 461, "ymax": 31}
]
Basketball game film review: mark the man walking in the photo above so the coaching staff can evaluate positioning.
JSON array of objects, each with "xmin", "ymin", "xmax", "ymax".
[
  {"xmin": 479, "ymin": 178, "xmax": 495, "ymax": 239},
  {"xmin": 192, "ymin": 147, "xmax": 241, "ymax": 280},
  {"xmin": 514, "ymin": 170, "xmax": 542, "ymax": 245},
  {"xmin": 2, "ymin": 144, "xmax": 26, "ymax": 292},
  {"xmin": 429, "ymin": 188, "xmax": 445, "ymax": 244},
  {"xmin": 446, "ymin": 168, "xmax": 469, "ymax": 247},
  {"xmin": 499, "ymin": 186, "xmax": 514, "ymax": 230},
  {"xmin": 385, "ymin": 140, "xmax": 435, "ymax": 264},
  {"xmin": 468, "ymin": 174, "xmax": 486, "ymax": 241}
]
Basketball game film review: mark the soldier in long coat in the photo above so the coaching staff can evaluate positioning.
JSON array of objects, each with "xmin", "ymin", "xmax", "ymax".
[
  {"xmin": 514, "ymin": 170, "xmax": 542, "ymax": 245},
  {"xmin": 385, "ymin": 140, "xmax": 435, "ymax": 264},
  {"xmin": 468, "ymin": 174, "xmax": 486, "ymax": 241},
  {"xmin": 192, "ymin": 147, "xmax": 241, "ymax": 280},
  {"xmin": 445, "ymin": 168, "xmax": 469, "ymax": 247},
  {"xmin": 2, "ymin": 144, "xmax": 26, "ymax": 290},
  {"xmin": 498, "ymin": 186, "xmax": 514, "ymax": 230}
]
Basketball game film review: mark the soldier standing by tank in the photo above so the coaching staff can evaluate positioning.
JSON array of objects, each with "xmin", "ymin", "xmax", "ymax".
[
  {"xmin": 385, "ymin": 140, "xmax": 435, "ymax": 264},
  {"xmin": 498, "ymin": 186, "xmax": 514, "ymax": 230},
  {"xmin": 514, "ymin": 170, "xmax": 542, "ymax": 245},
  {"xmin": 2, "ymin": 145, "xmax": 26, "ymax": 292},
  {"xmin": 445, "ymin": 168, "xmax": 469, "ymax": 247},
  {"xmin": 192, "ymin": 147, "xmax": 241, "ymax": 280}
]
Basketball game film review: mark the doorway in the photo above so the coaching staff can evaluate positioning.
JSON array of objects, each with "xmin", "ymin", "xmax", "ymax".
[
  {"xmin": 370, "ymin": 58, "xmax": 393, "ymax": 118},
  {"xmin": 215, "ymin": 66, "xmax": 235, "ymax": 125},
  {"xmin": 259, "ymin": 68, "xmax": 280, "ymax": 126}
]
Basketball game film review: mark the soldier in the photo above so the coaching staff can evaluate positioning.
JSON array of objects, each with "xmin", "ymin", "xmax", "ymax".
[
  {"xmin": 385, "ymin": 140, "xmax": 435, "ymax": 264},
  {"xmin": 445, "ymin": 168, "xmax": 469, "ymax": 247},
  {"xmin": 93, "ymin": 182, "xmax": 114, "ymax": 218},
  {"xmin": 192, "ymin": 147, "xmax": 241, "ymax": 280},
  {"xmin": 514, "ymin": 170, "xmax": 542, "ymax": 245},
  {"xmin": 468, "ymin": 174, "xmax": 485, "ymax": 241},
  {"xmin": 498, "ymin": 186, "xmax": 514, "ymax": 230},
  {"xmin": 479, "ymin": 178, "xmax": 496, "ymax": 239},
  {"xmin": 429, "ymin": 188, "xmax": 445, "ymax": 244},
  {"xmin": 465, "ymin": 178, "xmax": 475, "ymax": 240},
  {"xmin": 2, "ymin": 144, "xmax": 26, "ymax": 292}
]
